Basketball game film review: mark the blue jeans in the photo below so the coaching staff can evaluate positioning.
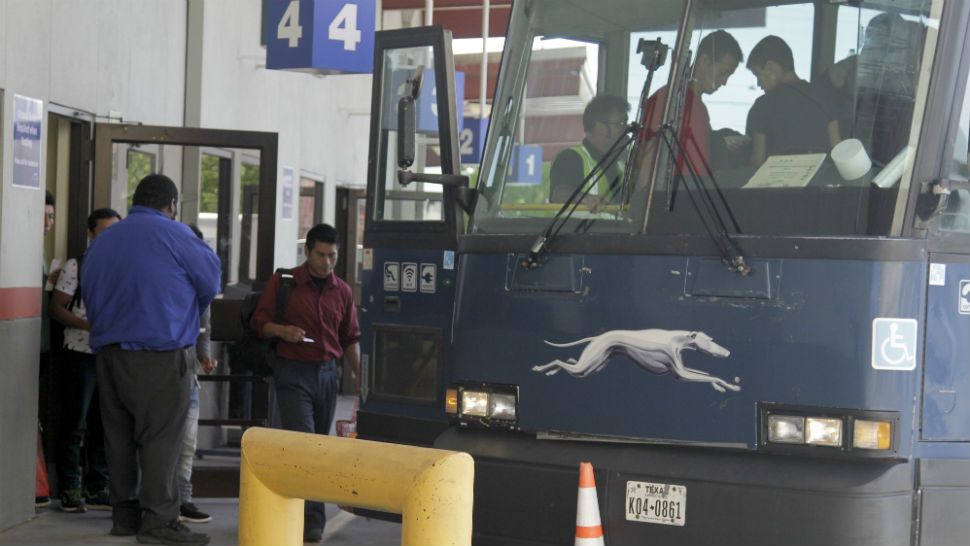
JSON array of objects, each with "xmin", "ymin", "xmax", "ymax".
[
  {"xmin": 177, "ymin": 377, "xmax": 200, "ymax": 503},
  {"xmin": 274, "ymin": 358, "xmax": 339, "ymax": 532}
]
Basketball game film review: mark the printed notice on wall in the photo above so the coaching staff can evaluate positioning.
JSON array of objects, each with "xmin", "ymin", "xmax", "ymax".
[
  {"xmin": 281, "ymin": 166, "xmax": 294, "ymax": 220},
  {"xmin": 12, "ymin": 95, "xmax": 43, "ymax": 189}
]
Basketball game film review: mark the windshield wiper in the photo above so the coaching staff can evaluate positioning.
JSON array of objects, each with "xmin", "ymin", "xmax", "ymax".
[
  {"xmin": 523, "ymin": 125, "xmax": 636, "ymax": 269},
  {"xmin": 655, "ymin": 123, "xmax": 750, "ymax": 276},
  {"xmin": 632, "ymin": 36, "xmax": 748, "ymax": 276},
  {"xmin": 521, "ymin": 38, "xmax": 674, "ymax": 269}
]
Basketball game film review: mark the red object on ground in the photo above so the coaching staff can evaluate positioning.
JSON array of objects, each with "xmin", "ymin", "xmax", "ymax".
[
  {"xmin": 336, "ymin": 399, "xmax": 360, "ymax": 512},
  {"xmin": 35, "ymin": 433, "xmax": 49, "ymax": 498}
]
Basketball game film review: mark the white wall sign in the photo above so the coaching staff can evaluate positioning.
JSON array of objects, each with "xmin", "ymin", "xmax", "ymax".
[
  {"xmin": 12, "ymin": 95, "xmax": 43, "ymax": 189},
  {"xmin": 281, "ymin": 166, "xmax": 294, "ymax": 220}
]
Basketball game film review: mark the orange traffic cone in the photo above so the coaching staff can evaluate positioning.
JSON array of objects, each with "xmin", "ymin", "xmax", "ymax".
[{"xmin": 575, "ymin": 461, "xmax": 605, "ymax": 546}]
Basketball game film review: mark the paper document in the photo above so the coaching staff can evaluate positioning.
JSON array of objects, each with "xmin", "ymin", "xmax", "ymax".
[{"xmin": 744, "ymin": 154, "xmax": 826, "ymax": 189}]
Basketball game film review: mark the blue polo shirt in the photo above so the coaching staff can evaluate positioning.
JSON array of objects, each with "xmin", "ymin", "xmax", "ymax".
[{"xmin": 82, "ymin": 206, "xmax": 221, "ymax": 352}]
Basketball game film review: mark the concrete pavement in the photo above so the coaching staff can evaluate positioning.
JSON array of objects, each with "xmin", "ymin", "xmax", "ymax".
[
  {"xmin": 0, "ymin": 499, "xmax": 401, "ymax": 546},
  {"xmin": 0, "ymin": 395, "xmax": 402, "ymax": 546}
]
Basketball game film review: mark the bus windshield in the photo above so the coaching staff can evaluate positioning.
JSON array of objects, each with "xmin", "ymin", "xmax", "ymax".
[{"xmin": 470, "ymin": 0, "xmax": 943, "ymax": 238}]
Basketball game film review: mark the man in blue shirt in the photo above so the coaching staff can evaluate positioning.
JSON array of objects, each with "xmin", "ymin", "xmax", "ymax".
[{"xmin": 82, "ymin": 174, "xmax": 220, "ymax": 546}]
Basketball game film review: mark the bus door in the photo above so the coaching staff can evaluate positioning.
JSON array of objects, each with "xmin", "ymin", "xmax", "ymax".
[
  {"xmin": 359, "ymin": 27, "xmax": 469, "ymax": 445},
  {"xmin": 920, "ymin": 43, "xmax": 970, "ymax": 444}
]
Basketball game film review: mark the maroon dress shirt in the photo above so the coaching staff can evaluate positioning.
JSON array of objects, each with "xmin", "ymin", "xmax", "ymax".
[{"xmin": 250, "ymin": 264, "xmax": 360, "ymax": 362}]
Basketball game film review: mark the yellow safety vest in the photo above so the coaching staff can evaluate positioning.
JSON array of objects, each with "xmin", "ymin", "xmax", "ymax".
[{"xmin": 571, "ymin": 144, "xmax": 624, "ymax": 201}]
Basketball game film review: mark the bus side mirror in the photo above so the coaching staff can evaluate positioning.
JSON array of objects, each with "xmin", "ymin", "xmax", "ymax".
[
  {"xmin": 394, "ymin": 72, "xmax": 476, "ymax": 215},
  {"xmin": 397, "ymin": 95, "xmax": 416, "ymax": 170},
  {"xmin": 397, "ymin": 70, "xmax": 422, "ymax": 170}
]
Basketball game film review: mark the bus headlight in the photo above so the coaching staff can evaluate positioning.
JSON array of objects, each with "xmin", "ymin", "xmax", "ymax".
[
  {"xmin": 461, "ymin": 390, "xmax": 489, "ymax": 417},
  {"xmin": 488, "ymin": 393, "xmax": 517, "ymax": 420},
  {"xmin": 852, "ymin": 419, "xmax": 892, "ymax": 450},
  {"xmin": 454, "ymin": 384, "xmax": 519, "ymax": 427},
  {"xmin": 767, "ymin": 415, "xmax": 805, "ymax": 444},
  {"xmin": 805, "ymin": 417, "xmax": 842, "ymax": 447},
  {"xmin": 761, "ymin": 404, "xmax": 898, "ymax": 458}
]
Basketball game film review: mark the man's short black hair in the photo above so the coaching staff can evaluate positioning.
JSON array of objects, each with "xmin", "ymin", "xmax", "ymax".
[
  {"xmin": 582, "ymin": 95, "xmax": 630, "ymax": 133},
  {"xmin": 305, "ymin": 223, "xmax": 339, "ymax": 252},
  {"xmin": 132, "ymin": 174, "xmax": 179, "ymax": 210},
  {"xmin": 45, "ymin": 190, "xmax": 55, "ymax": 207},
  {"xmin": 87, "ymin": 208, "xmax": 122, "ymax": 231},
  {"xmin": 696, "ymin": 29, "xmax": 743, "ymax": 66},
  {"xmin": 747, "ymin": 35, "xmax": 794, "ymax": 72}
]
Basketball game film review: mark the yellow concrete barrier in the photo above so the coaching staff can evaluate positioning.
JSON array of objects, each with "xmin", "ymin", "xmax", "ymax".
[{"xmin": 238, "ymin": 427, "xmax": 474, "ymax": 546}]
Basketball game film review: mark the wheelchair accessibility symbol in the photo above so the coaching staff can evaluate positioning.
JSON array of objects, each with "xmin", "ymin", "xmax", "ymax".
[{"xmin": 871, "ymin": 318, "xmax": 918, "ymax": 371}]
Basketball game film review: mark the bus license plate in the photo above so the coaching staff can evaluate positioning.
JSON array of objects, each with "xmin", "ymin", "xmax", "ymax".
[{"xmin": 625, "ymin": 481, "xmax": 686, "ymax": 526}]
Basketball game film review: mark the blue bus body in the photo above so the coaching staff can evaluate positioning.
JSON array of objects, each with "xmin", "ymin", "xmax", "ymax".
[{"xmin": 359, "ymin": 1, "xmax": 970, "ymax": 544}]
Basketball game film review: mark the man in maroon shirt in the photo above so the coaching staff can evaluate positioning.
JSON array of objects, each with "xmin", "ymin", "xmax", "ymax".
[{"xmin": 249, "ymin": 223, "xmax": 360, "ymax": 543}]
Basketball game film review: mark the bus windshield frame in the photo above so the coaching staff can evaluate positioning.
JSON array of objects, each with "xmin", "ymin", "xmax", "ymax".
[{"xmin": 469, "ymin": 0, "xmax": 945, "ymax": 243}]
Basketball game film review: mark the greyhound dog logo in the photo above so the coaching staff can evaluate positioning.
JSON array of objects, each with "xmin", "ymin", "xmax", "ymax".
[{"xmin": 532, "ymin": 329, "xmax": 741, "ymax": 393}]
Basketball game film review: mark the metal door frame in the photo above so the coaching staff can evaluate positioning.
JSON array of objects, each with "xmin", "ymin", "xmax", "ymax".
[{"xmin": 92, "ymin": 124, "xmax": 279, "ymax": 281}]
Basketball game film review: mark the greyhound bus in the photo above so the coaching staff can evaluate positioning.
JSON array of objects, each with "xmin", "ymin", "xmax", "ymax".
[{"xmin": 358, "ymin": 0, "xmax": 970, "ymax": 544}]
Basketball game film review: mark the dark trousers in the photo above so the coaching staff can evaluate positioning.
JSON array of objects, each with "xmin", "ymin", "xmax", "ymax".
[
  {"xmin": 274, "ymin": 358, "xmax": 339, "ymax": 532},
  {"xmin": 56, "ymin": 349, "xmax": 108, "ymax": 494},
  {"xmin": 96, "ymin": 345, "xmax": 192, "ymax": 532}
]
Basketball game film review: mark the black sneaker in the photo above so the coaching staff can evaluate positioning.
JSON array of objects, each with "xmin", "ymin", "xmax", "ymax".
[
  {"xmin": 135, "ymin": 520, "xmax": 210, "ymax": 546},
  {"xmin": 84, "ymin": 488, "xmax": 111, "ymax": 511},
  {"xmin": 59, "ymin": 489, "xmax": 87, "ymax": 513},
  {"xmin": 179, "ymin": 502, "xmax": 211, "ymax": 524},
  {"xmin": 110, "ymin": 525, "xmax": 138, "ymax": 537},
  {"xmin": 303, "ymin": 527, "xmax": 323, "ymax": 543},
  {"xmin": 111, "ymin": 499, "xmax": 142, "ymax": 536},
  {"xmin": 34, "ymin": 496, "xmax": 51, "ymax": 509}
]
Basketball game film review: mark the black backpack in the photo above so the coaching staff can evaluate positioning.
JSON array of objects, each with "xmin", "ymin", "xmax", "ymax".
[{"xmin": 234, "ymin": 268, "xmax": 295, "ymax": 376}]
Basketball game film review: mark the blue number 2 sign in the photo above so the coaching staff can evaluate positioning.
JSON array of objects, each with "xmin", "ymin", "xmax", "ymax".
[{"xmin": 266, "ymin": 0, "xmax": 375, "ymax": 74}]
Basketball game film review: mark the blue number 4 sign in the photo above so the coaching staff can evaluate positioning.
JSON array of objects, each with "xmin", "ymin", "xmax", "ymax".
[{"xmin": 267, "ymin": 0, "xmax": 375, "ymax": 74}]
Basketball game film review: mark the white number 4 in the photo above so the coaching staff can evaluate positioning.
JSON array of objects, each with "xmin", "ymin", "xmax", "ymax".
[
  {"xmin": 329, "ymin": 4, "xmax": 362, "ymax": 52},
  {"xmin": 277, "ymin": 0, "xmax": 303, "ymax": 48}
]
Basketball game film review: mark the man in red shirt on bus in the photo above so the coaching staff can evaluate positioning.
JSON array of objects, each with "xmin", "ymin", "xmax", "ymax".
[
  {"xmin": 250, "ymin": 223, "xmax": 360, "ymax": 544},
  {"xmin": 640, "ymin": 29, "xmax": 743, "ymax": 175}
]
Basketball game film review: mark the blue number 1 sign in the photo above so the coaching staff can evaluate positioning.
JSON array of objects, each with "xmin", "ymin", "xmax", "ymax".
[{"xmin": 266, "ymin": 0, "xmax": 375, "ymax": 74}]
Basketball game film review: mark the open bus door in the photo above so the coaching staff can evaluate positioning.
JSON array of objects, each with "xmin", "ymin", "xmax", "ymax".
[{"xmin": 358, "ymin": 27, "xmax": 469, "ymax": 446}]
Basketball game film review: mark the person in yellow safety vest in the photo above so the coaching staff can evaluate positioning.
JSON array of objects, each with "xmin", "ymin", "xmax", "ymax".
[{"xmin": 550, "ymin": 94, "xmax": 630, "ymax": 205}]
